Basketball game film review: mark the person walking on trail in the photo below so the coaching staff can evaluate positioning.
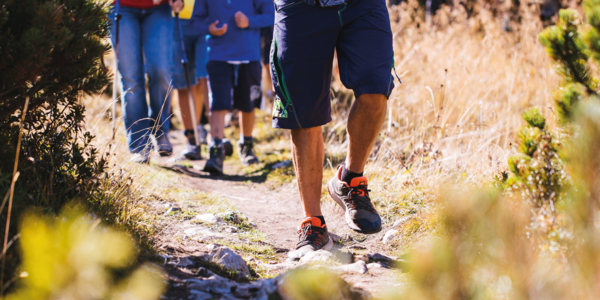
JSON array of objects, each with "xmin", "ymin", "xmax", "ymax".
[
  {"xmin": 169, "ymin": 0, "xmax": 210, "ymax": 161},
  {"xmin": 172, "ymin": 0, "xmax": 274, "ymax": 175},
  {"xmin": 109, "ymin": 0, "xmax": 175, "ymax": 163},
  {"xmin": 270, "ymin": 0, "xmax": 397, "ymax": 259}
]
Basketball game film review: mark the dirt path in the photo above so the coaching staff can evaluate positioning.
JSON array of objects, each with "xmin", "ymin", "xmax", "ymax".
[{"xmin": 153, "ymin": 131, "xmax": 402, "ymax": 298}]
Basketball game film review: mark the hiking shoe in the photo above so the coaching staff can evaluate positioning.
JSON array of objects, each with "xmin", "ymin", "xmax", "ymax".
[
  {"xmin": 182, "ymin": 143, "xmax": 202, "ymax": 161},
  {"xmin": 203, "ymin": 144, "xmax": 224, "ymax": 174},
  {"xmin": 223, "ymin": 138, "xmax": 234, "ymax": 157},
  {"xmin": 288, "ymin": 217, "xmax": 333, "ymax": 260},
  {"xmin": 328, "ymin": 166, "xmax": 382, "ymax": 234},
  {"xmin": 238, "ymin": 140, "xmax": 259, "ymax": 166},
  {"xmin": 197, "ymin": 125, "xmax": 208, "ymax": 145},
  {"xmin": 155, "ymin": 133, "xmax": 173, "ymax": 156},
  {"xmin": 130, "ymin": 152, "xmax": 150, "ymax": 164}
]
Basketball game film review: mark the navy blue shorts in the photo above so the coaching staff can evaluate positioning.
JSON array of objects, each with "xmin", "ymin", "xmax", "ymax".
[
  {"xmin": 171, "ymin": 19, "xmax": 208, "ymax": 90},
  {"xmin": 206, "ymin": 61, "xmax": 262, "ymax": 113},
  {"xmin": 270, "ymin": 0, "xmax": 395, "ymax": 129}
]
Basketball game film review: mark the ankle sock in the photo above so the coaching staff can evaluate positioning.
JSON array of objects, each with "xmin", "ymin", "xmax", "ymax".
[
  {"xmin": 212, "ymin": 138, "xmax": 222, "ymax": 147},
  {"xmin": 184, "ymin": 129, "xmax": 196, "ymax": 145},
  {"xmin": 304, "ymin": 216, "xmax": 326, "ymax": 226},
  {"xmin": 341, "ymin": 164, "xmax": 363, "ymax": 184}
]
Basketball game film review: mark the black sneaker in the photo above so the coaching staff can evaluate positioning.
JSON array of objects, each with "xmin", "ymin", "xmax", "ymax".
[
  {"xmin": 182, "ymin": 143, "xmax": 202, "ymax": 161},
  {"xmin": 288, "ymin": 217, "xmax": 333, "ymax": 260},
  {"xmin": 328, "ymin": 166, "xmax": 382, "ymax": 234},
  {"xmin": 155, "ymin": 133, "xmax": 173, "ymax": 156},
  {"xmin": 203, "ymin": 144, "xmax": 224, "ymax": 174},
  {"xmin": 238, "ymin": 140, "xmax": 259, "ymax": 166}
]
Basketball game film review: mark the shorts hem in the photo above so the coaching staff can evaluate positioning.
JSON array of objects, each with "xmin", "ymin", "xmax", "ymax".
[
  {"xmin": 172, "ymin": 77, "xmax": 199, "ymax": 90},
  {"xmin": 272, "ymin": 115, "xmax": 332, "ymax": 130},
  {"xmin": 353, "ymin": 84, "xmax": 394, "ymax": 99}
]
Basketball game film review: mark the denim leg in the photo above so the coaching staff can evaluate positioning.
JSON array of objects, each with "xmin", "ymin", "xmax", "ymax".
[
  {"xmin": 141, "ymin": 4, "xmax": 173, "ymax": 139},
  {"xmin": 109, "ymin": 7, "xmax": 152, "ymax": 153}
]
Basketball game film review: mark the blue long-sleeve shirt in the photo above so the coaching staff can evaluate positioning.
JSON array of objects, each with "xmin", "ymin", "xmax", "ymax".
[{"xmin": 190, "ymin": 0, "xmax": 274, "ymax": 62}]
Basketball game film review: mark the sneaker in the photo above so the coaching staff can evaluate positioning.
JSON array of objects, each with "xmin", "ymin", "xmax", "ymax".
[
  {"xmin": 155, "ymin": 133, "xmax": 173, "ymax": 156},
  {"xmin": 327, "ymin": 166, "xmax": 382, "ymax": 234},
  {"xmin": 130, "ymin": 152, "xmax": 150, "ymax": 164},
  {"xmin": 203, "ymin": 144, "xmax": 224, "ymax": 174},
  {"xmin": 238, "ymin": 140, "xmax": 259, "ymax": 166},
  {"xmin": 182, "ymin": 143, "xmax": 202, "ymax": 161},
  {"xmin": 288, "ymin": 217, "xmax": 333, "ymax": 260}
]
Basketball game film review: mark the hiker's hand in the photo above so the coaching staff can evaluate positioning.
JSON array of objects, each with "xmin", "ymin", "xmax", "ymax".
[
  {"xmin": 153, "ymin": 0, "xmax": 163, "ymax": 5},
  {"xmin": 209, "ymin": 20, "xmax": 228, "ymax": 36},
  {"xmin": 169, "ymin": 0, "xmax": 184, "ymax": 13},
  {"xmin": 235, "ymin": 11, "xmax": 249, "ymax": 29}
]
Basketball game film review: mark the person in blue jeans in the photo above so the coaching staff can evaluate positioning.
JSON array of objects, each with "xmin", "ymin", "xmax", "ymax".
[
  {"xmin": 109, "ymin": 0, "xmax": 174, "ymax": 163},
  {"xmin": 170, "ymin": 0, "xmax": 210, "ymax": 161},
  {"xmin": 172, "ymin": 0, "xmax": 274, "ymax": 174}
]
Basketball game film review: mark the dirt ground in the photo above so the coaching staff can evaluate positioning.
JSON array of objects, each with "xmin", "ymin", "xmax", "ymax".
[{"xmin": 152, "ymin": 131, "xmax": 403, "ymax": 298}]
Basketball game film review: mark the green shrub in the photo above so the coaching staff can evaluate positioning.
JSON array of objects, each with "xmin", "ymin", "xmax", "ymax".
[{"xmin": 0, "ymin": 0, "xmax": 111, "ymax": 289}]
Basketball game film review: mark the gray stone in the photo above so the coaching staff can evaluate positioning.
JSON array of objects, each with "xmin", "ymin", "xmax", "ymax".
[
  {"xmin": 392, "ymin": 216, "xmax": 412, "ymax": 228},
  {"xmin": 195, "ymin": 213, "xmax": 224, "ymax": 224},
  {"xmin": 367, "ymin": 262, "xmax": 385, "ymax": 269},
  {"xmin": 224, "ymin": 226, "xmax": 238, "ymax": 233},
  {"xmin": 206, "ymin": 244, "xmax": 250, "ymax": 277},
  {"xmin": 299, "ymin": 250, "xmax": 336, "ymax": 263},
  {"xmin": 183, "ymin": 227, "xmax": 224, "ymax": 239},
  {"xmin": 382, "ymin": 229, "xmax": 398, "ymax": 244},
  {"xmin": 331, "ymin": 260, "xmax": 368, "ymax": 274},
  {"xmin": 176, "ymin": 257, "xmax": 194, "ymax": 268},
  {"xmin": 186, "ymin": 277, "xmax": 235, "ymax": 294},
  {"xmin": 188, "ymin": 290, "xmax": 213, "ymax": 300}
]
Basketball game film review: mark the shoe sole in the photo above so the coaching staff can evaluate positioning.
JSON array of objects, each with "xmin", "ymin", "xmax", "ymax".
[
  {"xmin": 327, "ymin": 179, "xmax": 382, "ymax": 234},
  {"xmin": 159, "ymin": 151, "xmax": 173, "ymax": 157},
  {"xmin": 184, "ymin": 153, "xmax": 202, "ymax": 161},
  {"xmin": 287, "ymin": 237, "xmax": 334, "ymax": 260},
  {"xmin": 203, "ymin": 164, "xmax": 223, "ymax": 175}
]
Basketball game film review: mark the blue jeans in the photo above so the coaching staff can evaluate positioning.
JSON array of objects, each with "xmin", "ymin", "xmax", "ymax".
[
  {"xmin": 109, "ymin": 4, "xmax": 173, "ymax": 153},
  {"xmin": 171, "ymin": 19, "xmax": 209, "ymax": 90}
]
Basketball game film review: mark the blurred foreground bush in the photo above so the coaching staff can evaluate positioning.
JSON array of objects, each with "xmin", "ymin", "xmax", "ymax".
[
  {"xmin": 389, "ymin": 102, "xmax": 600, "ymax": 300},
  {"xmin": 5, "ymin": 207, "xmax": 164, "ymax": 300}
]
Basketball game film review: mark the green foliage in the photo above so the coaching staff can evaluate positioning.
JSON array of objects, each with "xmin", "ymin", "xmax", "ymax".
[
  {"xmin": 554, "ymin": 83, "xmax": 585, "ymax": 124},
  {"xmin": 508, "ymin": 109, "xmax": 565, "ymax": 213},
  {"xmin": 522, "ymin": 107, "xmax": 546, "ymax": 129},
  {"xmin": 539, "ymin": 10, "xmax": 593, "ymax": 92},
  {"xmin": 0, "ymin": 0, "xmax": 111, "ymax": 121},
  {"xmin": 5, "ymin": 207, "xmax": 164, "ymax": 300},
  {"xmin": 0, "ymin": 0, "xmax": 112, "ymax": 289}
]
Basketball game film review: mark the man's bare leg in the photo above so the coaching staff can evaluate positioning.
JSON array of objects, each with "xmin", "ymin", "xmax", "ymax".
[
  {"xmin": 345, "ymin": 94, "xmax": 388, "ymax": 173},
  {"xmin": 239, "ymin": 110, "xmax": 255, "ymax": 138},
  {"xmin": 291, "ymin": 126, "xmax": 324, "ymax": 217},
  {"xmin": 209, "ymin": 110, "xmax": 227, "ymax": 140}
]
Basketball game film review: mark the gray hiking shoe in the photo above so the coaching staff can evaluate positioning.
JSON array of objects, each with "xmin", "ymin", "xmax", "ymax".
[
  {"xmin": 182, "ymin": 143, "xmax": 202, "ymax": 161},
  {"xmin": 238, "ymin": 140, "xmax": 259, "ymax": 166},
  {"xmin": 155, "ymin": 133, "xmax": 173, "ymax": 157},
  {"xmin": 328, "ymin": 165, "xmax": 382, "ymax": 234},
  {"xmin": 203, "ymin": 144, "xmax": 224, "ymax": 175},
  {"xmin": 288, "ymin": 217, "xmax": 333, "ymax": 260}
]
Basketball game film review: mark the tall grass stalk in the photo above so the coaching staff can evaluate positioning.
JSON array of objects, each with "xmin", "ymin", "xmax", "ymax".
[{"xmin": 1, "ymin": 97, "xmax": 29, "ymax": 294}]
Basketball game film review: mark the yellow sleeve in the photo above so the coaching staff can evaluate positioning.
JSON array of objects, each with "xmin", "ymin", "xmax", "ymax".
[{"xmin": 179, "ymin": 0, "xmax": 196, "ymax": 19}]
